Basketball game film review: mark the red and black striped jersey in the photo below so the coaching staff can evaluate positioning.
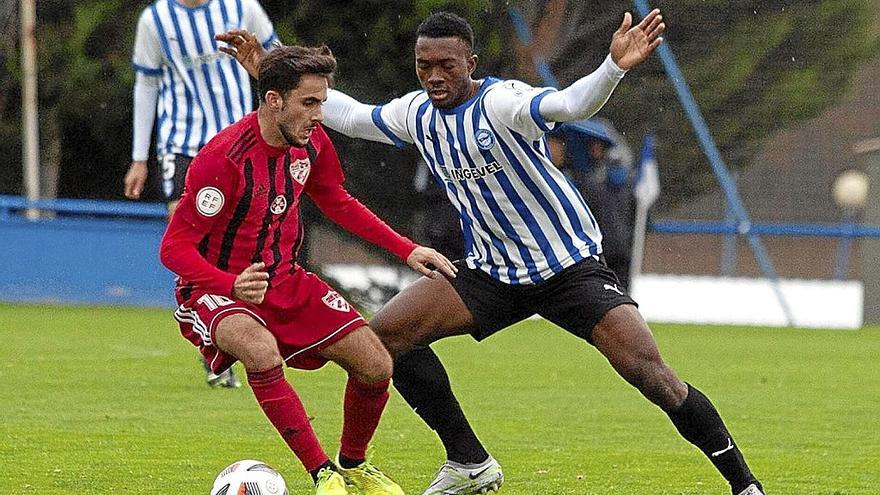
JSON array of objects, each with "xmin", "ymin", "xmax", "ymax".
[{"xmin": 160, "ymin": 112, "xmax": 417, "ymax": 297}]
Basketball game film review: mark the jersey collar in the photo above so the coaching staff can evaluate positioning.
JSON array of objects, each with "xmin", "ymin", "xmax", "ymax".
[{"xmin": 436, "ymin": 77, "xmax": 499, "ymax": 116}]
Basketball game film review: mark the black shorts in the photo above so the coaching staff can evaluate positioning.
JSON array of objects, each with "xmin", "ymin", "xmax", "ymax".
[
  {"xmin": 448, "ymin": 256, "xmax": 637, "ymax": 344},
  {"xmin": 158, "ymin": 154, "xmax": 193, "ymax": 201}
]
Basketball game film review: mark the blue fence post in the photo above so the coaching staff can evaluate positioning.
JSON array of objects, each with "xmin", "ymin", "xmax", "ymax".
[
  {"xmin": 508, "ymin": 7, "xmax": 560, "ymax": 88},
  {"xmin": 631, "ymin": 0, "xmax": 794, "ymax": 325},
  {"xmin": 833, "ymin": 209, "xmax": 856, "ymax": 280},
  {"xmin": 856, "ymin": 138, "xmax": 880, "ymax": 324},
  {"xmin": 721, "ymin": 185, "xmax": 738, "ymax": 276}
]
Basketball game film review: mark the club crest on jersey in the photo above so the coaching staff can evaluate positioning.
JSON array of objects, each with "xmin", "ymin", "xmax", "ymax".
[
  {"xmin": 502, "ymin": 80, "xmax": 527, "ymax": 97},
  {"xmin": 289, "ymin": 158, "xmax": 311, "ymax": 185},
  {"xmin": 195, "ymin": 187, "xmax": 224, "ymax": 217},
  {"xmin": 474, "ymin": 129, "xmax": 496, "ymax": 150},
  {"xmin": 321, "ymin": 290, "xmax": 351, "ymax": 312},
  {"xmin": 270, "ymin": 195, "xmax": 287, "ymax": 215}
]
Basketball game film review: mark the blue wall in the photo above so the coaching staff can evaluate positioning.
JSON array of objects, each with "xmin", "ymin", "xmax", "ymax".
[{"xmin": 0, "ymin": 197, "xmax": 175, "ymax": 307}]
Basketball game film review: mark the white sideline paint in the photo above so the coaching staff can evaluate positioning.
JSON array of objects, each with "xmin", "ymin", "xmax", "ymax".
[
  {"xmin": 323, "ymin": 264, "xmax": 864, "ymax": 329},
  {"xmin": 631, "ymin": 274, "xmax": 863, "ymax": 329}
]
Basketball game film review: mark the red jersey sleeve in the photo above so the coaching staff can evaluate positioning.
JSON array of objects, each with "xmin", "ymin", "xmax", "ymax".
[
  {"xmin": 159, "ymin": 151, "xmax": 239, "ymax": 296},
  {"xmin": 304, "ymin": 126, "xmax": 418, "ymax": 261}
]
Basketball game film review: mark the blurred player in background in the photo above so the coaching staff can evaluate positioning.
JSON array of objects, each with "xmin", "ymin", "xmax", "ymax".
[
  {"xmin": 125, "ymin": 0, "xmax": 278, "ymax": 387},
  {"xmin": 220, "ymin": 8, "xmax": 765, "ymax": 495},
  {"xmin": 548, "ymin": 119, "xmax": 636, "ymax": 288},
  {"xmin": 160, "ymin": 45, "xmax": 455, "ymax": 495}
]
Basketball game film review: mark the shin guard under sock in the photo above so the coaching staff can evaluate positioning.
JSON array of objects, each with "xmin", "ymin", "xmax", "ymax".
[
  {"xmin": 339, "ymin": 377, "xmax": 390, "ymax": 462},
  {"xmin": 393, "ymin": 347, "xmax": 489, "ymax": 464},
  {"xmin": 667, "ymin": 383, "xmax": 758, "ymax": 492},
  {"xmin": 247, "ymin": 365, "xmax": 328, "ymax": 472}
]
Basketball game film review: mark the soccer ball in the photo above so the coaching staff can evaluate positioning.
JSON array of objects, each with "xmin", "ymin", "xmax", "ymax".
[{"xmin": 210, "ymin": 459, "xmax": 288, "ymax": 495}]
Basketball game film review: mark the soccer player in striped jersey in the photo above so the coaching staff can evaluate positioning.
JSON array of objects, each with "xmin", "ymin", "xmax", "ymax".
[
  {"xmin": 161, "ymin": 45, "xmax": 455, "ymax": 495},
  {"xmin": 126, "ymin": 0, "xmax": 277, "ymax": 388},
  {"xmin": 221, "ymin": 9, "xmax": 765, "ymax": 495},
  {"xmin": 126, "ymin": 0, "xmax": 278, "ymax": 211}
]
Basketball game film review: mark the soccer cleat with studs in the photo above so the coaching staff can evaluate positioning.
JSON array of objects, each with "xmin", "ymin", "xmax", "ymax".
[
  {"xmin": 736, "ymin": 483, "xmax": 765, "ymax": 495},
  {"xmin": 315, "ymin": 468, "xmax": 349, "ymax": 495},
  {"xmin": 335, "ymin": 451, "xmax": 404, "ymax": 495},
  {"xmin": 421, "ymin": 457, "xmax": 503, "ymax": 495},
  {"xmin": 203, "ymin": 359, "xmax": 242, "ymax": 388}
]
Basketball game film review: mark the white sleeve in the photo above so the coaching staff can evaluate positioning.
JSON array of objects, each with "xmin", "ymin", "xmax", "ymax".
[
  {"xmin": 132, "ymin": 10, "xmax": 163, "ymax": 76},
  {"xmin": 322, "ymin": 89, "xmax": 417, "ymax": 147},
  {"xmin": 482, "ymin": 79, "xmax": 561, "ymax": 142},
  {"xmin": 538, "ymin": 55, "xmax": 627, "ymax": 124},
  {"xmin": 242, "ymin": 0, "xmax": 278, "ymax": 48},
  {"xmin": 132, "ymin": 72, "xmax": 160, "ymax": 161}
]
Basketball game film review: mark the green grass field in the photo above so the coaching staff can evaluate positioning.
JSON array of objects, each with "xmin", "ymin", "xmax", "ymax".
[{"xmin": 2, "ymin": 303, "xmax": 878, "ymax": 494}]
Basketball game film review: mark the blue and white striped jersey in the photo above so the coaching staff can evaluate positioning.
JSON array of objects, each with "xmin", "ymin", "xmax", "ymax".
[
  {"xmin": 132, "ymin": 0, "xmax": 277, "ymax": 158},
  {"xmin": 370, "ymin": 78, "xmax": 603, "ymax": 285}
]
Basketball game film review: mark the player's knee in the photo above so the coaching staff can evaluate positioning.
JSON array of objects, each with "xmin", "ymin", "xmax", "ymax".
[
  {"xmin": 636, "ymin": 361, "xmax": 687, "ymax": 410},
  {"xmin": 216, "ymin": 317, "xmax": 281, "ymax": 371},
  {"xmin": 369, "ymin": 310, "xmax": 412, "ymax": 358},
  {"xmin": 238, "ymin": 342, "xmax": 282, "ymax": 372},
  {"xmin": 370, "ymin": 348, "xmax": 394, "ymax": 383},
  {"xmin": 359, "ymin": 346, "xmax": 394, "ymax": 384}
]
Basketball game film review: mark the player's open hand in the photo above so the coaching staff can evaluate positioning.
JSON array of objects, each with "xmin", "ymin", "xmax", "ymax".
[
  {"xmin": 406, "ymin": 246, "xmax": 458, "ymax": 279},
  {"xmin": 610, "ymin": 9, "xmax": 665, "ymax": 71},
  {"xmin": 233, "ymin": 262, "xmax": 269, "ymax": 304},
  {"xmin": 215, "ymin": 29, "xmax": 267, "ymax": 79},
  {"xmin": 124, "ymin": 160, "xmax": 148, "ymax": 199}
]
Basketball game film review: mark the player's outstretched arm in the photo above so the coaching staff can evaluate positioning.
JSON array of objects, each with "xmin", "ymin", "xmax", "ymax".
[
  {"xmin": 537, "ymin": 9, "xmax": 664, "ymax": 124},
  {"xmin": 216, "ymin": 29, "xmax": 266, "ymax": 79},
  {"xmin": 323, "ymin": 89, "xmax": 407, "ymax": 145},
  {"xmin": 610, "ymin": 9, "xmax": 665, "ymax": 71}
]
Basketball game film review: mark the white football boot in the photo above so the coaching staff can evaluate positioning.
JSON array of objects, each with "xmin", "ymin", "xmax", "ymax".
[
  {"xmin": 736, "ymin": 483, "xmax": 765, "ymax": 495},
  {"xmin": 421, "ymin": 457, "xmax": 503, "ymax": 495},
  {"xmin": 203, "ymin": 359, "xmax": 242, "ymax": 388}
]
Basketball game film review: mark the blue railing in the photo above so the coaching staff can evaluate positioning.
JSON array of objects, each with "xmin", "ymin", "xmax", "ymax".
[
  {"xmin": 5, "ymin": 195, "xmax": 878, "ymax": 238},
  {"xmin": 0, "ymin": 195, "xmax": 173, "ymax": 307},
  {"xmin": 0, "ymin": 195, "xmax": 167, "ymax": 219},
  {"xmin": 651, "ymin": 220, "xmax": 880, "ymax": 238},
  {"xmin": 0, "ymin": 194, "xmax": 878, "ymax": 310}
]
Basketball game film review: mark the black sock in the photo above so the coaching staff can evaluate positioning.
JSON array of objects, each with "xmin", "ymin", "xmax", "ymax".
[
  {"xmin": 667, "ymin": 383, "xmax": 759, "ymax": 493},
  {"xmin": 309, "ymin": 460, "xmax": 335, "ymax": 484},
  {"xmin": 337, "ymin": 453, "xmax": 363, "ymax": 469},
  {"xmin": 393, "ymin": 347, "xmax": 489, "ymax": 464}
]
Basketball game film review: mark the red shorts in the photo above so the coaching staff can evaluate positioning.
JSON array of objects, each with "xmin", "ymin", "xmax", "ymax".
[{"xmin": 173, "ymin": 270, "xmax": 366, "ymax": 373}]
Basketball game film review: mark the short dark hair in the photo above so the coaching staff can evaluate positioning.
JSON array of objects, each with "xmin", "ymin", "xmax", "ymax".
[
  {"xmin": 416, "ymin": 12, "xmax": 474, "ymax": 52},
  {"xmin": 258, "ymin": 45, "xmax": 336, "ymax": 102}
]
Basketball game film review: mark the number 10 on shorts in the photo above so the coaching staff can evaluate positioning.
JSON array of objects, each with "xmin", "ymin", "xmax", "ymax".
[{"xmin": 197, "ymin": 294, "xmax": 235, "ymax": 311}]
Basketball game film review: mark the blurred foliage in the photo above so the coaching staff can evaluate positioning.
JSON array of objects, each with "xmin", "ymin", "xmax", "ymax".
[
  {"xmin": 2, "ymin": 0, "xmax": 139, "ymax": 197},
  {"xmin": 542, "ymin": 0, "xmax": 880, "ymax": 208},
  {"xmin": 0, "ymin": 0, "xmax": 877, "ymax": 215}
]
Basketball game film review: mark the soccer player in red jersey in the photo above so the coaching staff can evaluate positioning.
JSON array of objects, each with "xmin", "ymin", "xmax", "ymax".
[{"xmin": 160, "ymin": 45, "xmax": 456, "ymax": 495}]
